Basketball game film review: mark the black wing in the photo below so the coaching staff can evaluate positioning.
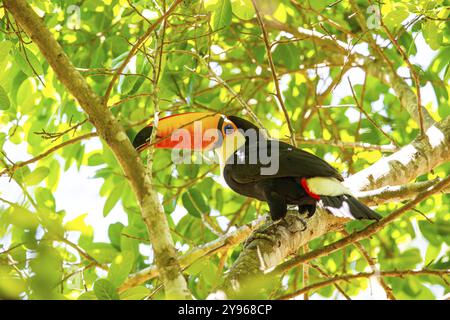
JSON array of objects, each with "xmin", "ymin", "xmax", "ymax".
[{"xmin": 225, "ymin": 140, "xmax": 343, "ymax": 184}]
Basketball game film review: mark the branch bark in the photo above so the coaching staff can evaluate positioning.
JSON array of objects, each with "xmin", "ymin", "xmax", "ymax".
[
  {"xmin": 357, "ymin": 179, "xmax": 450, "ymax": 206},
  {"xmin": 217, "ymin": 210, "xmax": 349, "ymax": 297},
  {"xmin": 345, "ymin": 116, "xmax": 450, "ymax": 191},
  {"xmin": 3, "ymin": 0, "xmax": 190, "ymax": 299}
]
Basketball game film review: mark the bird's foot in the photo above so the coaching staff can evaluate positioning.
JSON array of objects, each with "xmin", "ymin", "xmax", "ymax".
[
  {"xmin": 276, "ymin": 216, "xmax": 307, "ymax": 233},
  {"xmin": 298, "ymin": 204, "xmax": 316, "ymax": 218}
]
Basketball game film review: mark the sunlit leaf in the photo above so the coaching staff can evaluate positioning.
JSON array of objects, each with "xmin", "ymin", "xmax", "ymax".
[
  {"xmin": 94, "ymin": 279, "xmax": 120, "ymax": 300},
  {"xmin": 23, "ymin": 167, "xmax": 50, "ymax": 186},
  {"xmin": 0, "ymin": 85, "xmax": 10, "ymax": 110},
  {"xmin": 211, "ymin": 0, "xmax": 232, "ymax": 31}
]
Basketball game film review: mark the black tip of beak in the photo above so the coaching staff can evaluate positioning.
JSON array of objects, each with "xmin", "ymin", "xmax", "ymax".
[{"xmin": 132, "ymin": 126, "xmax": 153, "ymax": 151}]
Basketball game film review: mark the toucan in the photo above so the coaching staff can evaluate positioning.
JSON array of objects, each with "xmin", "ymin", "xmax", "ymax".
[{"xmin": 132, "ymin": 112, "xmax": 381, "ymax": 221}]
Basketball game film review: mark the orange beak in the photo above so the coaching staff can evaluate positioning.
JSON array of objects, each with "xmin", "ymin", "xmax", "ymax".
[{"xmin": 132, "ymin": 112, "xmax": 224, "ymax": 152}]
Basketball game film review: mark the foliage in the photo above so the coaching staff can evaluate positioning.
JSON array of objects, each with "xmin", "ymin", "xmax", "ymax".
[{"xmin": 0, "ymin": 0, "xmax": 449, "ymax": 300}]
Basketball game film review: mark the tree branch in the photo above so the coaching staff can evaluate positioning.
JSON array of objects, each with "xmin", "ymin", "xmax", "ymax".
[
  {"xmin": 357, "ymin": 179, "xmax": 450, "ymax": 207},
  {"xmin": 0, "ymin": 133, "xmax": 97, "ymax": 177},
  {"xmin": 120, "ymin": 177, "xmax": 449, "ymax": 292},
  {"xmin": 251, "ymin": 0, "xmax": 296, "ymax": 146},
  {"xmin": 103, "ymin": 0, "xmax": 184, "ymax": 105},
  {"xmin": 348, "ymin": 0, "xmax": 430, "ymax": 133},
  {"xmin": 119, "ymin": 216, "xmax": 266, "ymax": 292},
  {"xmin": 3, "ymin": 0, "xmax": 190, "ymax": 299},
  {"xmin": 278, "ymin": 269, "xmax": 450, "ymax": 300}
]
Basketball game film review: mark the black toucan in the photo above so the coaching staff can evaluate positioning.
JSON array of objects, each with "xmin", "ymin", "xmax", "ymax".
[{"xmin": 132, "ymin": 112, "xmax": 381, "ymax": 221}]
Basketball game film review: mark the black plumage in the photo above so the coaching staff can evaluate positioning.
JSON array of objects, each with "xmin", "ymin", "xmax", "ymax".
[{"xmin": 223, "ymin": 116, "xmax": 381, "ymax": 221}]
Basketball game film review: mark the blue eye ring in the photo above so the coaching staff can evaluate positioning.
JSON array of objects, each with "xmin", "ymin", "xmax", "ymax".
[{"xmin": 223, "ymin": 123, "xmax": 235, "ymax": 135}]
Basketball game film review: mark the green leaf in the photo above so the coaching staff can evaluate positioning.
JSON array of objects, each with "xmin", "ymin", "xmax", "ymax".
[
  {"xmin": 93, "ymin": 279, "xmax": 120, "ymax": 300},
  {"xmin": 0, "ymin": 40, "xmax": 13, "ymax": 72},
  {"xmin": 14, "ymin": 48, "xmax": 44, "ymax": 77},
  {"xmin": 119, "ymin": 286, "xmax": 150, "ymax": 300},
  {"xmin": 0, "ymin": 40, "xmax": 13, "ymax": 62},
  {"xmin": 17, "ymin": 78, "xmax": 37, "ymax": 114},
  {"xmin": 273, "ymin": 43, "xmax": 300, "ymax": 70},
  {"xmin": 422, "ymin": 20, "xmax": 443, "ymax": 50},
  {"xmin": 108, "ymin": 251, "xmax": 135, "ymax": 287},
  {"xmin": 38, "ymin": 207, "xmax": 64, "ymax": 237},
  {"xmin": 204, "ymin": 0, "xmax": 221, "ymax": 11},
  {"xmin": 46, "ymin": 160, "xmax": 61, "ymax": 192},
  {"xmin": 85, "ymin": 242, "xmax": 119, "ymax": 264},
  {"xmin": 23, "ymin": 167, "xmax": 50, "ymax": 186},
  {"xmin": 108, "ymin": 222, "xmax": 125, "ymax": 251},
  {"xmin": 425, "ymin": 244, "xmax": 441, "ymax": 265},
  {"xmin": 65, "ymin": 213, "xmax": 93, "ymax": 236},
  {"xmin": 181, "ymin": 189, "xmax": 210, "ymax": 218},
  {"xmin": 7, "ymin": 206, "xmax": 39, "ymax": 230},
  {"xmin": 35, "ymin": 187, "xmax": 56, "ymax": 211},
  {"xmin": 87, "ymin": 153, "xmax": 104, "ymax": 166},
  {"xmin": 383, "ymin": 5, "xmax": 409, "ymax": 29},
  {"xmin": 103, "ymin": 187, "xmax": 122, "ymax": 217},
  {"xmin": 231, "ymin": 0, "xmax": 254, "ymax": 20},
  {"xmin": 211, "ymin": 0, "xmax": 232, "ymax": 31},
  {"xmin": 0, "ymin": 86, "xmax": 10, "ymax": 110},
  {"xmin": 78, "ymin": 291, "xmax": 98, "ymax": 300}
]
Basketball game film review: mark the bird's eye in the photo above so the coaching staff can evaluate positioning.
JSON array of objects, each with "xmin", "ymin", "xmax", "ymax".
[{"xmin": 223, "ymin": 123, "xmax": 234, "ymax": 135}]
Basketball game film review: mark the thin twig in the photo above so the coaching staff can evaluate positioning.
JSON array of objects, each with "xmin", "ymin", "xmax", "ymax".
[
  {"xmin": 348, "ymin": 78, "xmax": 399, "ymax": 147},
  {"xmin": 251, "ymin": 0, "xmax": 296, "ymax": 146},
  {"xmin": 278, "ymin": 269, "xmax": 449, "ymax": 299},
  {"xmin": 341, "ymin": 230, "xmax": 396, "ymax": 300},
  {"xmin": 379, "ymin": 14, "xmax": 424, "ymax": 136},
  {"xmin": 103, "ymin": 0, "xmax": 184, "ymax": 105},
  {"xmin": 307, "ymin": 263, "xmax": 352, "ymax": 300},
  {"xmin": 0, "ymin": 133, "xmax": 98, "ymax": 177}
]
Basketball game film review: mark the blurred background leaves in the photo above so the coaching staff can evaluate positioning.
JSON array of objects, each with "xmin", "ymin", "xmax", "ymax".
[{"xmin": 0, "ymin": 0, "xmax": 449, "ymax": 299}]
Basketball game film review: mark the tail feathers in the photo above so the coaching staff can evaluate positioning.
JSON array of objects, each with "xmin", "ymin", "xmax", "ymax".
[{"xmin": 320, "ymin": 194, "xmax": 382, "ymax": 221}]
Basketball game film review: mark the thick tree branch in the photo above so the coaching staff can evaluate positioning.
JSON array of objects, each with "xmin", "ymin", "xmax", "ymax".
[
  {"xmin": 345, "ymin": 116, "xmax": 450, "ymax": 191},
  {"xmin": 357, "ymin": 179, "xmax": 450, "ymax": 206},
  {"xmin": 121, "ymin": 178, "xmax": 449, "ymax": 291},
  {"xmin": 217, "ymin": 210, "xmax": 349, "ymax": 297},
  {"xmin": 3, "ymin": 0, "xmax": 190, "ymax": 299}
]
